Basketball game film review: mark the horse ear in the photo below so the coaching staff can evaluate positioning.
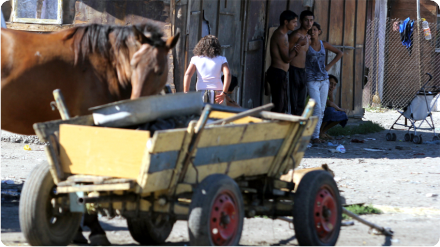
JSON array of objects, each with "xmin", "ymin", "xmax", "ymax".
[
  {"xmin": 165, "ymin": 32, "xmax": 180, "ymax": 51},
  {"xmin": 132, "ymin": 26, "xmax": 148, "ymax": 44}
]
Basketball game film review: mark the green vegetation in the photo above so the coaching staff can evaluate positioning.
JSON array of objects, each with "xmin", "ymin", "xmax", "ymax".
[
  {"xmin": 327, "ymin": 121, "xmax": 384, "ymax": 136},
  {"xmin": 342, "ymin": 204, "xmax": 382, "ymax": 220},
  {"xmin": 364, "ymin": 105, "xmax": 388, "ymax": 113}
]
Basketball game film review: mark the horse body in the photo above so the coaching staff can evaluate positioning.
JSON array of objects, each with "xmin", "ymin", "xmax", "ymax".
[
  {"xmin": 1, "ymin": 23, "xmax": 179, "ymax": 135},
  {"xmin": 2, "ymin": 29, "xmax": 112, "ymax": 134}
]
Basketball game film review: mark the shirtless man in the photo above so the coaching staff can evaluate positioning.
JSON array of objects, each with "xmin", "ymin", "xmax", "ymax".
[
  {"xmin": 288, "ymin": 10, "xmax": 314, "ymax": 116},
  {"xmin": 267, "ymin": 10, "xmax": 298, "ymax": 113}
]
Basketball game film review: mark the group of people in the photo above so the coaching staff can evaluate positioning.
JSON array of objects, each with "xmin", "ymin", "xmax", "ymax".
[
  {"xmin": 268, "ymin": 10, "xmax": 347, "ymax": 143},
  {"xmin": 182, "ymin": 10, "xmax": 348, "ymax": 143}
]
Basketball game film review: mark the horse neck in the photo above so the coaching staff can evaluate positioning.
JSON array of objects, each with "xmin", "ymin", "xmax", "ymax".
[{"xmin": 85, "ymin": 53, "xmax": 132, "ymax": 101}]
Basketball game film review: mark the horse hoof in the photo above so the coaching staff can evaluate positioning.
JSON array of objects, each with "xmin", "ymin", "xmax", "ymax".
[
  {"xmin": 72, "ymin": 231, "xmax": 89, "ymax": 244},
  {"xmin": 89, "ymin": 234, "xmax": 111, "ymax": 246}
]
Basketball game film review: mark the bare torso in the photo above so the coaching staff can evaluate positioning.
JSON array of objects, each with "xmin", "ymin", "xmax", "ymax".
[
  {"xmin": 288, "ymin": 29, "xmax": 309, "ymax": 68},
  {"xmin": 269, "ymin": 28, "xmax": 290, "ymax": 72}
]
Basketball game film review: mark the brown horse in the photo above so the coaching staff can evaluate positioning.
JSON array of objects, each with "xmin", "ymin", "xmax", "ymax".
[
  {"xmin": 1, "ymin": 22, "xmax": 179, "ymax": 135},
  {"xmin": 1, "ymin": 22, "xmax": 179, "ymax": 245}
]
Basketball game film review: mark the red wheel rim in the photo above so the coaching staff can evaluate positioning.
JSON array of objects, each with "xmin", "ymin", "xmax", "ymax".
[
  {"xmin": 313, "ymin": 186, "xmax": 338, "ymax": 242},
  {"xmin": 209, "ymin": 191, "xmax": 239, "ymax": 245}
]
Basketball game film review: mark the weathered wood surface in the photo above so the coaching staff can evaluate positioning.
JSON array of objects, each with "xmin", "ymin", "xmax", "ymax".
[
  {"xmin": 33, "ymin": 115, "xmax": 94, "ymax": 143},
  {"xmin": 341, "ymin": 0, "xmax": 356, "ymax": 111},
  {"xmin": 59, "ymin": 124, "xmax": 150, "ymax": 179},
  {"xmin": 56, "ymin": 182, "xmax": 134, "ymax": 193},
  {"xmin": 210, "ymin": 111, "xmax": 263, "ymax": 124},
  {"xmin": 6, "ymin": 22, "xmax": 74, "ymax": 32}
]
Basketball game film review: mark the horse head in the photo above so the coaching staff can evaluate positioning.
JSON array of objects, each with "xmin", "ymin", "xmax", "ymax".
[{"xmin": 129, "ymin": 27, "xmax": 179, "ymax": 99}]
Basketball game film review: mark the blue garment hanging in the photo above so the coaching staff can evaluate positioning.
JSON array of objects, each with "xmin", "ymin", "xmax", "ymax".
[{"xmin": 399, "ymin": 17, "xmax": 414, "ymax": 55}]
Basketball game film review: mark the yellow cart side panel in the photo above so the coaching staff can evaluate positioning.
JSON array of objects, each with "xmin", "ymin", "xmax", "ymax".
[
  {"xmin": 149, "ymin": 129, "xmax": 186, "ymax": 153},
  {"xmin": 183, "ymin": 156, "xmax": 274, "ymax": 184},
  {"xmin": 209, "ymin": 111, "xmax": 263, "ymax": 124},
  {"xmin": 59, "ymin": 125, "xmax": 149, "ymax": 179},
  {"xmin": 137, "ymin": 129, "xmax": 187, "ymax": 191},
  {"xmin": 139, "ymin": 170, "xmax": 174, "ymax": 193},
  {"xmin": 198, "ymin": 121, "xmax": 292, "ymax": 148}
]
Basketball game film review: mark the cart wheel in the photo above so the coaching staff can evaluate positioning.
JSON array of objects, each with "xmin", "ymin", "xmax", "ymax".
[
  {"xmin": 127, "ymin": 214, "xmax": 175, "ymax": 245},
  {"xmin": 433, "ymin": 136, "xmax": 440, "ymax": 141},
  {"xmin": 412, "ymin": 135, "xmax": 422, "ymax": 144},
  {"xmin": 410, "ymin": 133, "xmax": 415, "ymax": 141},
  {"xmin": 404, "ymin": 133, "xmax": 411, "ymax": 142},
  {"xmin": 188, "ymin": 174, "xmax": 244, "ymax": 246},
  {"xmin": 391, "ymin": 133, "xmax": 397, "ymax": 141},
  {"xmin": 418, "ymin": 135, "xmax": 423, "ymax": 144},
  {"xmin": 19, "ymin": 162, "xmax": 82, "ymax": 246},
  {"xmin": 293, "ymin": 170, "xmax": 342, "ymax": 246},
  {"xmin": 385, "ymin": 133, "xmax": 392, "ymax": 141}
]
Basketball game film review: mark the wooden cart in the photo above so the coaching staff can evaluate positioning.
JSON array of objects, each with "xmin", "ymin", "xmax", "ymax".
[{"xmin": 19, "ymin": 93, "xmax": 342, "ymax": 246}]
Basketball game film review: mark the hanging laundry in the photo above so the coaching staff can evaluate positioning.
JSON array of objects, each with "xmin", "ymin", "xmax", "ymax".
[{"xmin": 399, "ymin": 17, "xmax": 414, "ymax": 55}]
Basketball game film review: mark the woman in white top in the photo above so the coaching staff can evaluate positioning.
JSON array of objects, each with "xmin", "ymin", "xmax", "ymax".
[{"xmin": 183, "ymin": 35, "xmax": 231, "ymax": 104}]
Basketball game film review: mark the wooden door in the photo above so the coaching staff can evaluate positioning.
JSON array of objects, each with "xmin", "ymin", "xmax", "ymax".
[{"xmin": 241, "ymin": 0, "xmax": 267, "ymax": 108}]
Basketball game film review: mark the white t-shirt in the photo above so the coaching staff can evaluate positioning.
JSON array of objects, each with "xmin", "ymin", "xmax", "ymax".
[{"xmin": 190, "ymin": 55, "xmax": 228, "ymax": 91}]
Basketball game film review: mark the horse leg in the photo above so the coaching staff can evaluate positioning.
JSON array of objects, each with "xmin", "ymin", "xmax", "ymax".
[{"xmin": 83, "ymin": 213, "xmax": 111, "ymax": 245}]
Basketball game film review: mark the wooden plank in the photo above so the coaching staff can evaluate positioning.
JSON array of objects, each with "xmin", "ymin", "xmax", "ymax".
[
  {"xmin": 167, "ymin": 123, "xmax": 195, "ymax": 196},
  {"xmin": 279, "ymin": 117, "xmax": 317, "ymax": 174},
  {"xmin": 193, "ymin": 139, "xmax": 284, "ymax": 166},
  {"xmin": 138, "ymin": 170, "xmax": 174, "ymax": 193},
  {"xmin": 210, "ymin": 111, "xmax": 263, "ymax": 124},
  {"xmin": 312, "ymin": 0, "xmax": 329, "ymax": 42},
  {"xmin": 327, "ymin": 0, "xmax": 344, "ymax": 106},
  {"xmin": 198, "ymin": 121, "xmax": 291, "ymax": 148},
  {"xmin": 59, "ymin": 125, "xmax": 149, "ymax": 179},
  {"xmin": 183, "ymin": 156, "xmax": 275, "ymax": 184},
  {"xmin": 150, "ymin": 129, "xmax": 186, "ymax": 153},
  {"xmin": 6, "ymin": 22, "xmax": 74, "ymax": 32},
  {"xmin": 56, "ymin": 183, "xmax": 134, "ymax": 193},
  {"xmin": 33, "ymin": 115, "xmax": 94, "ymax": 143},
  {"xmin": 328, "ymin": 0, "xmax": 344, "ymax": 46},
  {"xmin": 354, "ymin": 0, "xmax": 368, "ymax": 116},
  {"xmin": 267, "ymin": 123, "xmax": 299, "ymax": 176},
  {"xmin": 288, "ymin": 0, "xmax": 305, "ymax": 19},
  {"xmin": 341, "ymin": 0, "xmax": 356, "ymax": 111},
  {"xmin": 202, "ymin": 0, "xmax": 219, "ymax": 36}
]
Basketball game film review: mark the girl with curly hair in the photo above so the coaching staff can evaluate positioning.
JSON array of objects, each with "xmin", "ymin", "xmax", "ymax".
[{"xmin": 183, "ymin": 35, "xmax": 231, "ymax": 104}]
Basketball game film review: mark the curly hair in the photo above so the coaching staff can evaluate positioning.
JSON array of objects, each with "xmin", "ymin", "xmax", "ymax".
[{"xmin": 193, "ymin": 35, "xmax": 222, "ymax": 58}]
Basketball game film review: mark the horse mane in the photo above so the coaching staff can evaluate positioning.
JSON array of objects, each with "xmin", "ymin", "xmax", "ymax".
[{"xmin": 64, "ymin": 22, "xmax": 165, "ymax": 95}]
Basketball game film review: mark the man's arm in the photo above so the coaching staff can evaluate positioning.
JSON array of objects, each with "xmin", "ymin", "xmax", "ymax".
[{"xmin": 276, "ymin": 33, "xmax": 295, "ymax": 63}]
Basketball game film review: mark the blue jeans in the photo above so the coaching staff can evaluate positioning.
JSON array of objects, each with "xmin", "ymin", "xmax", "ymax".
[{"xmin": 307, "ymin": 79, "xmax": 330, "ymax": 139}]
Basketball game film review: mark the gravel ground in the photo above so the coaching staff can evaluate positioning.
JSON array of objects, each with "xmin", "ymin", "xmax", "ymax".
[{"xmin": 1, "ymin": 110, "xmax": 440, "ymax": 246}]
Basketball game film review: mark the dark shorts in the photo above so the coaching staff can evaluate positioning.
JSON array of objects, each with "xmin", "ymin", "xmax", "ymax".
[
  {"xmin": 289, "ymin": 65, "xmax": 307, "ymax": 116},
  {"xmin": 266, "ymin": 67, "xmax": 288, "ymax": 113},
  {"xmin": 322, "ymin": 107, "xmax": 348, "ymax": 127}
]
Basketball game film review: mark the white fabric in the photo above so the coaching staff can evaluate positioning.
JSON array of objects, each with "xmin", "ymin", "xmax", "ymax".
[
  {"xmin": 403, "ymin": 95, "xmax": 435, "ymax": 120},
  {"xmin": 190, "ymin": 56, "xmax": 228, "ymax": 91},
  {"xmin": 307, "ymin": 79, "xmax": 330, "ymax": 139}
]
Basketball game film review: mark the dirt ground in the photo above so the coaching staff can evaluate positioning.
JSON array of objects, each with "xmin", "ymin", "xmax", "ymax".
[{"xmin": 1, "ymin": 110, "xmax": 440, "ymax": 246}]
